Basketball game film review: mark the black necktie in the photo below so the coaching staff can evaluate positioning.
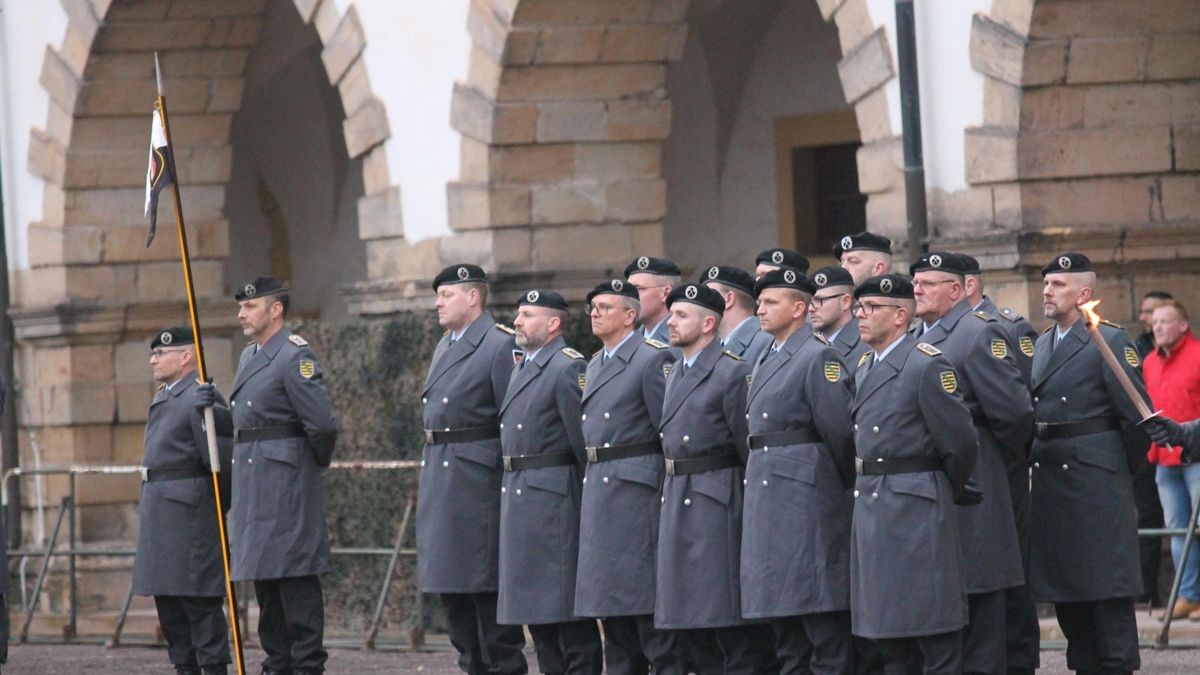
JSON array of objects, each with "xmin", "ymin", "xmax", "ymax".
[{"xmin": 602, "ymin": 353, "xmax": 609, "ymax": 365}]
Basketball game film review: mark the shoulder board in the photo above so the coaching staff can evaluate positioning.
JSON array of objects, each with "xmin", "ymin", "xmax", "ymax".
[
  {"xmin": 916, "ymin": 343, "xmax": 942, "ymax": 357},
  {"xmin": 592, "ymin": 349, "xmax": 602, "ymax": 359},
  {"xmin": 857, "ymin": 350, "xmax": 872, "ymax": 368},
  {"xmin": 288, "ymin": 334, "xmax": 308, "ymax": 347},
  {"xmin": 1041, "ymin": 324, "xmax": 1054, "ymax": 334},
  {"xmin": 645, "ymin": 338, "xmax": 668, "ymax": 350},
  {"xmin": 814, "ymin": 333, "xmax": 830, "ymax": 345},
  {"xmin": 246, "ymin": 340, "xmax": 256, "ymax": 346},
  {"xmin": 561, "ymin": 347, "xmax": 585, "ymax": 360},
  {"xmin": 156, "ymin": 383, "xmax": 166, "ymax": 392},
  {"xmin": 495, "ymin": 323, "xmax": 515, "ymax": 335},
  {"xmin": 1100, "ymin": 319, "xmax": 1121, "ymax": 329},
  {"xmin": 998, "ymin": 307, "xmax": 1023, "ymax": 322},
  {"xmin": 722, "ymin": 349, "xmax": 744, "ymax": 361},
  {"xmin": 442, "ymin": 329, "xmax": 450, "ymax": 337},
  {"xmin": 973, "ymin": 311, "xmax": 995, "ymax": 322}
]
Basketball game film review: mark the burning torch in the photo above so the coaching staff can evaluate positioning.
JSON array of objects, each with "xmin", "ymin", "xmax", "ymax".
[{"xmin": 1078, "ymin": 300, "xmax": 1157, "ymax": 422}]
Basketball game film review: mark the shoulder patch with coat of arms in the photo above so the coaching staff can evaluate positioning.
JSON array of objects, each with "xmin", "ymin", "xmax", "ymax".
[
  {"xmin": 1019, "ymin": 336, "xmax": 1035, "ymax": 357},
  {"xmin": 663, "ymin": 362, "xmax": 673, "ymax": 377},
  {"xmin": 578, "ymin": 373, "xmax": 587, "ymax": 389},
  {"xmin": 299, "ymin": 359, "xmax": 316, "ymax": 379},
  {"xmin": 857, "ymin": 350, "xmax": 872, "ymax": 368},
  {"xmin": 495, "ymin": 323, "xmax": 515, "ymax": 335},
  {"xmin": 1124, "ymin": 346, "xmax": 1140, "ymax": 367},
  {"xmin": 916, "ymin": 343, "xmax": 942, "ymax": 357},
  {"xmin": 645, "ymin": 339, "xmax": 668, "ymax": 349},
  {"xmin": 939, "ymin": 371, "xmax": 958, "ymax": 394},
  {"xmin": 288, "ymin": 334, "xmax": 308, "ymax": 347},
  {"xmin": 824, "ymin": 362, "xmax": 842, "ymax": 382},
  {"xmin": 990, "ymin": 339, "xmax": 1008, "ymax": 359},
  {"xmin": 561, "ymin": 347, "xmax": 584, "ymax": 360}
]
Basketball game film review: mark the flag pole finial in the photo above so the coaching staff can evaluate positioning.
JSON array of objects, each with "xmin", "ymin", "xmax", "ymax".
[{"xmin": 154, "ymin": 51, "xmax": 164, "ymax": 96}]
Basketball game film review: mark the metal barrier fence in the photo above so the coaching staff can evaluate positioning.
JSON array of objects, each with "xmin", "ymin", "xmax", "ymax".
[
  {"xmin": 1, "ymin": 460, "xmax": 423, "ymax": 650},
  {"xmin": 4, "ymin": 462, "xmax": 1200, "ymax": 649}
]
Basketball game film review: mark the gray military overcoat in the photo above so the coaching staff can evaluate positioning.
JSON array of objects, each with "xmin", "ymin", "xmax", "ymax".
[
  {"xmin": 849, "ymin": 336, "xmax": 978, "ymax": 639},
  {"xmin": 1028, "ymin": 319, "xmax": 1147, "ymax": 602},
  {"xmin": 740, "ymin": 325, "xmax": 856, "ymax": 620},
  {"xmin": 133, "ymin": 374, "xmax": 233, "ymax": 597},
  {"xmin": 977, "ymin": 296, "xmax": 1037, "ymax": 387},
  {"xmin": 417, "ymin": 312, "xmax": 516, "ymax": 593},
  {"xmin": 575, "ymin": 335, "xmax": 675, "ymax": 618},
  {"xmin": 915, "ymin": 301, "xmax": 1032, "ymax": 594},
  {"xmin": 655, "ymin": 339, "xmax": 752, "ymax": 630},
  {"xmin": 496, "ymin": 335, "xmax": 587, "ymax": 625},
  {"xmin": 723, "ymin": 316, "xmax": 772, "ymax": 366},
  {"xmin": 228, "ymin": 328, "xmax": 338, "ymax": 581},
  {"xmin": 827, "ymin": 316, "xmax": 872, "ymax": 377},
  {"xmin": 643, "ymin": 318, "xmax": 670, "ymax": 345}
]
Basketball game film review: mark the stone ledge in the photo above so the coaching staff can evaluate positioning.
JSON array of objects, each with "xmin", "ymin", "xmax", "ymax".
[
  {"xmin": 837, "ymin": 28, "xmax": 894, "ymax": 105},
  {"xmin": 970, "ymin": 13, "xmax": 1026, "ymax": 87}
]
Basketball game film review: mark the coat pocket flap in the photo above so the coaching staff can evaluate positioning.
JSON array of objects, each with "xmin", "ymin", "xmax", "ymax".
[
  {"xmin": 261, "ymin": 443, "xmax": 299, "ymax": 467},
  {"xmin": 1075, "ymin": 448, "xmax": 1121, "ymax": 473},
  {"xmin": 525, "ymin": 469, "xmax": 570, "ymax": 496},
  {"xmin": 887, "ymin": 474, "xmax": 938, "ymax": 501},
  {"xmin": 690, "ymin": 473, "xmax": 731, "ymax": 505},
  {"xmin": 609, "ymin": 460, "xmax": 662, "ymax": 488},
  {"xmin": 159, "ymin": 479, "xmax": 202, "ymax": 506},
  {"xmin": 455, "ymin": 443, "xmax": 500, "ymax": 469},
  {"xmin": 769, "ymin": 456, "xmax": 817, "ymax": 485}
]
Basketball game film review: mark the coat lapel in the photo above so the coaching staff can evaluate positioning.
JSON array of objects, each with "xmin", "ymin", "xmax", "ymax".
[
  {"xmin": 232, "ymin": 329, "xmax": 289, "ymax": 396},
  {"xmin": 662, "ymin": 340, "xmax": 720, "ymax": 425},
  {"xmin": 423, "ymin": 313, "xmax": 494, "ymax": 394},
  {"xmin": 748, "ymin": 326, "xmax": 809, "ymax": 405},
  {"xmin": 582, "ymin": 333, "xmax": 636, "ymax": 403},
  {"xmin": 831, "ymin": 316, "xmax": 861, "ymax": 358},
  {"xmin": 1033, "ymin": 319, "xmax": 1087, "ymax": 390},
  {"xmin": 501, "ymin": 335, "xmax": 564, "ymax": 413},
  {"xmin": 851, "ymin": 336, "xmax": 908, "ymax": 414}
]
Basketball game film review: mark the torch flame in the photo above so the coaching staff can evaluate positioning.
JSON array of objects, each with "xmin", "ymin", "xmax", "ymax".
[{"xmin": 1080, "ymin": 300, "xmax": 1102, "ymax": 327}]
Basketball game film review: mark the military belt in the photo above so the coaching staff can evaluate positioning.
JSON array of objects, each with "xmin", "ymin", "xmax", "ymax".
[
  {"xmin": 141, "ymin": 462, "xmax": 208, "ymax": 483},
  {"xmin": 1034, "ymin": 417, "xmax": 1121, "ymax": 440},
  {"xmin": 234, "ymin": 423, "xmax": 305, "ymax": 443},
  {"xmin": 664, "ymin": 446, "xmax": 740, "ymax": 476},
  {"xmin": 503, "ymin": 452, "xmax": 575, "ymax": 472},
  {"xmin": 585, "ymin": 440, "xmax": 661, "ymax": 463},
  {"xmin": 747, "ymin": 428, "xmax": 820, "ymax": 450},
  {"xmin": 424, "ymin": 425, "xmax": 501, "ymax": 445},
  {"xmin": 855, "ymin": 456, "xmax": 941, "ymax": 476}
]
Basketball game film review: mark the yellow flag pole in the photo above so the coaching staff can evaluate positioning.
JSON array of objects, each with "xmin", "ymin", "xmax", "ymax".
[{"xmin": 154, "ymin": 52, "xmax": 246, "ymax": 675}]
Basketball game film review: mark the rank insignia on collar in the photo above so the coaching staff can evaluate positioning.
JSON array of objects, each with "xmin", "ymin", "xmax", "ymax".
[
  {"xmin": 663, "ymin": 363, "xmax": 673, "ymax": 377},
  {"xmin": 1124, "ymin": 346, "xmax": 1140, "ymax": 367},
  {"xmin": 858, "ymin": 351, "xmax": 872, "ymax": 368},
  {"xmin": 746, "ymin": 374, "xmax": 753, "ymax": 387},
  {"xmin": 578, "ymin": 374, "xmax": 587, "ymax": 390},
  {"xmin": 513, "ymin": 350, "xmax": 525, "ymax": 365},
  {"xmin": 1019, "ymin": 336, "xmax": 1034, "ymax": 357},
  {"xmin": 940, "ymin": 371, "xmax": 958, "ymax": 394},
  {"xmin": 824, "ymin": 362, "xmax": 841, "ymax": 382},
  {"xmin": 814, "ymin": 333, "xmax": 830, "ymax": 345},
  {"xmin": 990, "ymin": 339, "xmax": 1008, "ymax": 359},
  {"xmin": 299, "ymin": 360, "xmax": 315, "ymax": 379}
]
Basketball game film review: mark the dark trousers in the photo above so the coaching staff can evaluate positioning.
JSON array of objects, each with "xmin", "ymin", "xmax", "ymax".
[
  {"xmin": 527, "ymin": 619, "xmax": 603, "ymax": 675},
  {"xmin": 442, "ymin": 592, "xmax": 528, "ymax": 675},
  {"xmin": 677, "ymin": 624, "xmax": 776, "ymax": 675},
  {"xmin": 1133, "ymin": 461, "xmax": 1164, "ymax": 605},
  {"xmin": 155, "ymin": 595, "xmax": 231, "ymax": 671},
  {"xmin": 255, "ymin": 576, "xmax": 326, "ymax": 674},
  {"xmin": 772, "ymin": 611, "xmax": 853, "ymax": 675},
  {"xmin": 875, "ymin": 630, "xmax": 962, "ymax": 675},
  {"xmin": 601, "ymin": 614, "xmax": 686, "ymax": 675},
  {"xmin": 962, "ymin": 591, "xmax": 1006, "ymax": 675},
  {"xmin": 0, "ymin": 593, "xmax": 8, "ymax": 665},
  {"xmin": 1054, "ymin": 598, "xmax": 1140, "ymax": 674},
  {"xmin": 1003, "ymin": 462, "xmax": 1039, "ymax": 673}
]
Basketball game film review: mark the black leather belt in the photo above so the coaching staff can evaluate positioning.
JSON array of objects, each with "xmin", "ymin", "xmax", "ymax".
[
  {"xmin": 503, "ymin": 452, "xmax": 575, "ymax": 472},
  {"xmin": 1034, "ymin": 417, "xmax": 1121, "ymax": 440},
  {"xmin": 424, "ymin": 425, "xmax": 501, "ymax": 445},
  {"xmin": 234, "ymin": 423, "xmax": 305, "ymax": 443},
  {"xmin": 855, "ymin": 456, "xmax": 942, "ymax": 476},
  {"xmin": 586, "ymin": 440, "xmax": 660, "ymax": 463},
  {"xmin": 141, "ymin": 463, "xmax": 208, "ymax": 483},
  {"xmin": 747, "ymin": 428, "xmax": 820, "ymax": 450},
  {"xmin": 665, "ymin": 446, "xmax": 740, "ymax": 476}
]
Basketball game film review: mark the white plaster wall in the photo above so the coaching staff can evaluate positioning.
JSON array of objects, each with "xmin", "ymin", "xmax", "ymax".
[
  {"xmin": 864, "ymin": 0, "xmax": 990, "ymax": 191},
  {"xmin": 334, "ymin": 0, "xmax": 469, "ymax": 242},
  {"xmin": 0, "ymin": 0, "xmax": 68, "ymax": 271}
]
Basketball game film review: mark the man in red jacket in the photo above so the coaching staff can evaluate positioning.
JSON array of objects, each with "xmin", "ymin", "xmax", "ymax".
[{"xmin": 1143, "ymin": 299, "xmax": 1200, "ymax": 620}]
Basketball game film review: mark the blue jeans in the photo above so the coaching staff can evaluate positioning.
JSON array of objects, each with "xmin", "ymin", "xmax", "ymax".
[{"xmin": 1156, "ymin": 463, "xmax": 1200, "ymax": 602}]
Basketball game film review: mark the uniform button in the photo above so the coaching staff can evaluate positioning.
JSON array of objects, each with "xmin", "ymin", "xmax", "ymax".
[
  {"xmin": 422, "ymin": 397, "xmax": 427, "ymax": 404},
  {"xmin": 763, "ymin": 447, "xmax": 769, "ymax": 453},
  {"xmin": 581, "ymin": 414, "xmax": 587, "ymax": 421},
  {"xmin": 421, "ymin": 460, "xmax": 426, "ymax": 467},
  {"xmin": 603, "ymin": 477, "xmax": 610, "ymax": 484},
  {"xmin": 683, "ymin": 435, "xmax": 690, "ymax": 443},
  {"xmin": 743, "ymin": 479, "xmax": 747, "ymax": 485},
  {"xmin": 853, "ymin": 490, "xmax": 860, "ymax": 497},
  {"xmin": 660, "ymin": 432, "xmax": 664, "ymax": 438},
  {"xmin": 442, "ymin": 397, "xmax": 449, "ymax": 404},
  {"xmin": 684, "ymin": 499, "xmax": 691, "ymax": 506},
  {"xmin": 854, "ymin": 424, "xmax": 859, "ymax": 431},
  {"xmin": 1033, "ymin": 396, "xmax": 1039, "ymax": 403},
  {"xmin": 1033, "ymin": 462, "xmax": 1040, "ymax": 469},
  {"xmin": 442, "ymin": 460, "xmax": 449, "ymax": 468},
  {"xmin": 762, "ymin": 412, "xmax": 768, "ymax": 419},
  {"xmin": 872, "ymin": 426, "xmax": 879, "ymax": 433},
  {"xmin": 231, "ymin": 400, "xmax": 236, "ymax": 407},
  {"xmin": 232, "ymin": 458, "xmax": 236, "ymax": 465},
  {"xmin": 248, "ymin": 458, "xmax": 253, "ymax": 464},
  {"xmin": 246, "ymin": 401, "xmax": 252, "ymax": 407},
  {"xmin": 582, "ymin": 477, "xmax": 588, "ymax": 484},
  {"xmin": 604, "ymin": 412, "xmax": 610, "ymax": 420},
  {"xmin": 517, "ymin": 424, "xmax": 523, "ymax": 431},
  {"xmin": 1061, "ymin": 397, "xmax": 1067, "ymax": 404},
  {"xmin": 501, "ymin": 486, "xmax": 506, "ymax": 493},
  {"xmin": 1062, "ymin": 464, "xmax": 1069, "ymax": 470},
  {"xmin": 871, "ymin": 492, "xmax": 879, "ymax": 499},
  {"xmin": 516, "ymin": 489, "xmax": 522, "ymax": 496},
  {"xmin": 746, "ymin": 414, "xmax": 750, "ymax": 420},
  {"xmin": 661, "ymin": 496, "xmax": 666, "ymax": 504},
  {"xmin": 762, "ymin": 480, "xmax": 768, "ymax": 487},
  {"xmin": 500, "ymin": 423, "xmax": 504, "ymax": 429},
  {"xmin": 603, "ymin": 442, "xmax": 611, "ymax": 448}
]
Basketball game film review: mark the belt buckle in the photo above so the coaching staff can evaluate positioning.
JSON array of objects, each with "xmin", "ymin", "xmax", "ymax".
[
  {"xmin": 140, "ymin": 466, "xmax": 149, "ymax": 482},
  {"xmin": 424, "ymin": 429, "xmax": 435, "ymax": 444},
  {"xmin": 665, "ymin": 458, "xmax": 677, "ymax": 475},
  {"xmin": 586, "ymin": 447, "xmax": 598, "ymax": 463},
  {"xmin": 854, "ymin": 457, "xmax": 864, "ymax": 475},
  {"xmin": 503, "ymin": 456, "xmax": 513, "ymax": 472}
]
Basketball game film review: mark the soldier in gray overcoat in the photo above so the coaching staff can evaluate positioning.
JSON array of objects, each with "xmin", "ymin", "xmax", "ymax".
[
  {"xmin": 196, "ymin": 277, "xmax": 338, "ymax": 675},
  {"xmin": 655, "ymin": 283, "xmax": 774, "ymax": 674},
  {"xmin": 135, "ymin": 326, "xmax": 232, "ymax": 675},
  {"xmin": 497, "ymin": 289, "xmax": 602, "ymax": 675},
  {"xmin": 741, "ymin": 269, "xmax": 856, "ymax": 674},
  {"xmin": 1029, "ymin": 253, "xmax": 1147, "ymax": 674},
  {"xmin": 849, "ymin": 274, "xmax": 978, "ymax": 674},
  {"xmin": 701, "ymin": 265, "xmax": 772, "ymax": 366},
  {"xmin": 417, "ymin": 264, "xmax": 527, "ymax": 675},
  {"xmin": 574, "ymin": 280, "xmax": 682, "ymax": 675},
  {"xmin": 910, "ymin": 253, "xmax": 1033, "ymax": 675},
  {"xmin": 809, "ymin": 266, "xmax": 871, "ymax": 376},
  {"xmin": 960, "ymin": 252, "xmax": 1042, "ymax": 675},
  {"xmin": 625, "ymin": 256, "xmax": 681, "ymax": 344}
]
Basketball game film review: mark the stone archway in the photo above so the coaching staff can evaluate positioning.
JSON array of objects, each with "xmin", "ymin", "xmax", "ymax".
[{"xmin": 432, "ymin": 0, "xmax": 904, "ymax": 302}]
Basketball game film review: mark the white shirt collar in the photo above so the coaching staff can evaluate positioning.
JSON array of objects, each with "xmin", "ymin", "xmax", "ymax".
[
  {"xmin": 643, "ymin": 317, "xmax": 668, "ymax": 339},
  {"xmin": 874, "ymin": 334, "xmax": 906, "ymax": 363}
]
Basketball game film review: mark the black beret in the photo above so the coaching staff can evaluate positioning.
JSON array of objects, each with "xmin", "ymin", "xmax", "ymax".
[
  {"xmin": 1041, "ymin": 252, "xmax": 1093, "ymax": 277},
  {"xmin": 958, "ymin": 253, "xmax": 982, "ymax": 275},
  {"xmin": 909, "ymin": 251, "xmax": 968, "ymax": 277},
  {"xmin": 700, "ymin": 265, "xmax": 755, "ymax": 296},
  {"xmin": 586, "ymin": 278, "xmax": 639, "ymax": 304},
  {"xmin": 235, "ymin": 276, "xmax": 289, "ymax": 301},
  {"xmin": 754, "ymin": 248, "xmax": 810, "ymax": 274},
  {"xmin": 666, "ymin": 283, "xmax": 724, "ymax": 316},
  {"xmin": 854, "ymin": 274, "xmax": 914, "ymax": 300},
  {"xmin": 810, "ymin": 265, "xmax": 855, "ymax": 290},
  {"xmin": 518, "ymin": 288, "xmax": 568, "ymax": 311},
  {"xmin": 624, "ymin": 256, "xmax": 681, "ymax": 278},
  {"xmin": 151, "ymin": 325, "xmax": 195, "ymax": 350},
  {"xmin": 432, "ymin": 263, "xmax": 487, "ymax": 291},
  {"xmin": 834, "ymin": 231, "xmax": 892, "ymax": 260},
  {"xmin": 753, "ymin": 268, "xmax": 816, "ymax": 299}
]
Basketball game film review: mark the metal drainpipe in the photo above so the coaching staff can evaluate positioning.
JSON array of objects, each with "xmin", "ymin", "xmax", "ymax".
[
  {"xmin": 0, "ymin": 149, "xmax": 20, "ymax": 549},
  {"xmin": 896, "ymin": 0, "xmax": 929, "ymax": 262}
]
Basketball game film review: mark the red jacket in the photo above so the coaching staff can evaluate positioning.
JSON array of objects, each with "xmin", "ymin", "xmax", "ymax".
[{"xmin": 1145, "ymin": 332, "xmax": 1200, "ymax": 465}]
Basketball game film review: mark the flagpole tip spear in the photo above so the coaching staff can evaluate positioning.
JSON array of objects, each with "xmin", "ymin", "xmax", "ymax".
[{"xmin": 154, "ymin": 52, "xmax": 164, "ymax": 96}]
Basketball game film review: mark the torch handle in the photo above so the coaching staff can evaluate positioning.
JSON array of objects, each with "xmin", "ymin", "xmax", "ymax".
[{"xmin": 1086, "ymin": 324, "xmax": 1153, "ymax": 420}]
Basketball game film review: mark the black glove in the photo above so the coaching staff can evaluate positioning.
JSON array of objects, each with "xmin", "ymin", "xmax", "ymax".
[
  {"xmin": 193, "ymin": 381, "xmax": 217, "ymax": 411},
  {"xmin": 1144, "ymin": 416, "xmax": 1185, "ymax": 448},
  {"xmin": 955, "ymin": 484, "xmax": 983, "ymax": 507}
]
